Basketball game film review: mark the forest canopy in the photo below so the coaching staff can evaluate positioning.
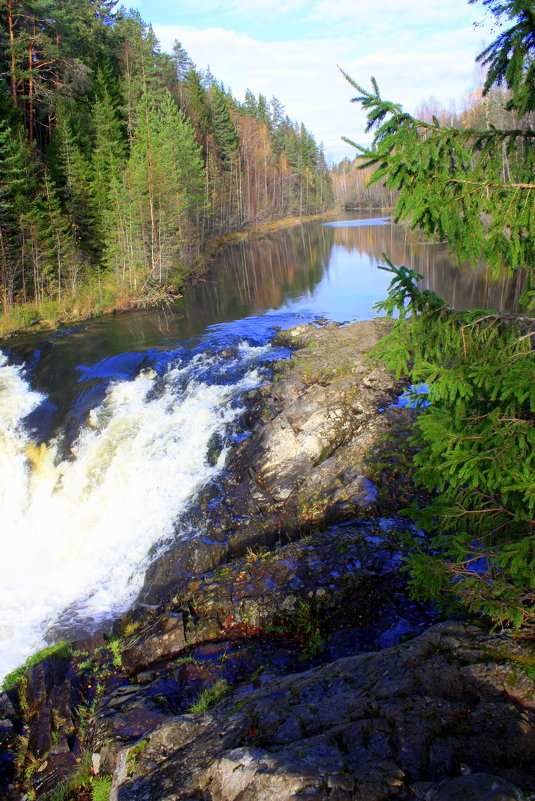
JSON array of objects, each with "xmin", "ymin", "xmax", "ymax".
[{"xmin": 0, "ymin": 0, "xmax": 333, "ymax": 330}]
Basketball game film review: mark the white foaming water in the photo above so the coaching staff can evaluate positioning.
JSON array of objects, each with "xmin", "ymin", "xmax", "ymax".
[{"xmin": 0, "ymin": 348, "xmax": 264, "ymax": 682}]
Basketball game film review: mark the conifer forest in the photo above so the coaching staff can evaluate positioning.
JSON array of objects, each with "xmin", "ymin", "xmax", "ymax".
[{"xmin": 0, "ymin": 0, "xmax": 333, "ymax": 327}]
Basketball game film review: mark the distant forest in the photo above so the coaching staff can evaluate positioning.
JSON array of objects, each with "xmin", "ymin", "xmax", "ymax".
[
  {"xmin": 0, "ymin": 0, "xmax": 333, "ymax": 326},
  {"xmin": 332, "ymin": 85, "xmax": 535, "ymax": 209}
]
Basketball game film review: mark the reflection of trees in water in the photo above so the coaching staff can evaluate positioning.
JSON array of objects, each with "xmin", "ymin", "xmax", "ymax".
[
  {"xmin": 179, "ymin": 223, "xmax": 334, "ymax": 330},
  {"xmin": 332, "ymin": 222, "xmax": 525, "ymax": 312},
  {"xmin": 110, "ymin": 219, "xmax": 525, "ymax": 343}
]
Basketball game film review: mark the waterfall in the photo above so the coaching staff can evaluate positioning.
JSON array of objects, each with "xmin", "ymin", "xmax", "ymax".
[{"xmin": 0, "ymin": 346, "xmax": 267, "ymax": 682}]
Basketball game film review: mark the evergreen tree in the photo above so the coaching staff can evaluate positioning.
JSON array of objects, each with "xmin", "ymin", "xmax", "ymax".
[
  {"xmin": 242, "ymin": 88, "xmax": 258, "ymax": 117},
  {"xmin": 201, "ymin": 65, "xmax": 218, "ymax": 89},
  {"xmin": 0, "ymin": 118, "xmax": 29, "ymax": 308},
  {"xmin": 117, "ymin": 11, "xmax": 160, "ymax": 143},
  {"xmin": 344, "ymin": 0, "xmax": 535, "ymax": 628},
  {"xmin": 91, "ymin": 68, "xmax": 126, "ymax": 226},
  {"xmin": 257, "ymin": 93, "xmax": 270, "ymax": 129},
  {"xmin": 342, "ymin": 80, "xmax": 534, "ymax": 276},
  {"xmin": 184, "ymin": 67, "xmax": 209, "ymax": 153},
  {"xmin": 116, "ymin": 87, "xmax": 204, "ymax": 287},
  {"xmin": 270, "ymin": 96, "xmax": 285, "ymax": 131},
  {"xmin": 171, "ymin": 40, "xmax": 193, "ymax": 81},
  {"xmin": 56, "ymin": 101, "xmax": 100, "ymax": 262},
  {"xmin": 210, "ymin": 86, "xmax": 239, "ymax": 165},
  {"xmin": 474, "ymin": 0, "xmax": 535, "ymax": 116},
  {"xmin": 37, "ymin": 168, "xmax": 76, "ymax": 298}
]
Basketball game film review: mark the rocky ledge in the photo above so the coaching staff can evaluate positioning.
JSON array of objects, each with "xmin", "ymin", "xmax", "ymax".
[
  {"xmin": 112, "ymin": 621, "xmax": 535, "ymax": 801},
  {"xmin": 140, "ymin": 317, "xmax": 413, "ymax": 602},
  {"xmin": 1, "ymin": 320, "xmax": 534, "ymax": 801}
]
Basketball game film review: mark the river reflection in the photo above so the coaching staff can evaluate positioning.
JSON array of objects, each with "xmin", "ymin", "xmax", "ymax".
[
  {"xmin": 178, "ymin": 214, "xmax": 525, "ymax": 334},
  {"xmin": 3, "ymin": 214, "xmax": 525, "ymax": 419},
  {"xmin": 327, "ymin": 215, "xmax": 525, "ymax": 313}
]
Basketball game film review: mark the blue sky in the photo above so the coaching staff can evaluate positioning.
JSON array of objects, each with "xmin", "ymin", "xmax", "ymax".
[{"xmin": 125, "ymin": 0, "xmax": 497, "ymax": 163}]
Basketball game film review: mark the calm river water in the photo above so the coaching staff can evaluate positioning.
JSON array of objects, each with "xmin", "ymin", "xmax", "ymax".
[{"xmin": 0, "ymin": 214, "xmax": 524, "ymax": 679}]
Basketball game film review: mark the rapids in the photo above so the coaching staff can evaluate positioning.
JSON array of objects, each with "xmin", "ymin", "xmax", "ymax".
[{"xmin": 0, "ymin": 344, "xmax": 269, "ymax": 680}]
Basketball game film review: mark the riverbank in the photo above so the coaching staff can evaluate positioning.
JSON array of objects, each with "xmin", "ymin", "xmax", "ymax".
[
  {"xmin": 0, "ymin": 212, "xmax": 338, "ymax": 340},
  {"xmin": 1, "ymin": 319, "xmax": 534, "ymax": 801}
]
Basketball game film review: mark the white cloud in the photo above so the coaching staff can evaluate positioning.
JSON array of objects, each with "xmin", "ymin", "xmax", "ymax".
[{"xmin": 152, "ymin": 3, "xmax": 495, "ymax": 164}]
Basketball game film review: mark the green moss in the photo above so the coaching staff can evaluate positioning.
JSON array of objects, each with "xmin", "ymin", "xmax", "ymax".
[
  {"xmin": 126, "ymin": 738, "xmax": 150, "ymax": 774},
  {"xmin": 127, "ymin": 738, "xmax": 149, "ymax": 764},
  {"xmin": 232, "ymin": 697, "xmax": 252, "ymax": 713},
  {"xmin": 481, "ymin": 647, "xmax": 535, "ymax": 684},
  {"xmin": 2, "ymin": 642, "xmax": 72, "ymax": 692}
]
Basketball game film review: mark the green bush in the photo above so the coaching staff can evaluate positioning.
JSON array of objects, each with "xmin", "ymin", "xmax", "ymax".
[{"xmin": 373, "ymin": 262, "xmax": 534, "ymax": 628}]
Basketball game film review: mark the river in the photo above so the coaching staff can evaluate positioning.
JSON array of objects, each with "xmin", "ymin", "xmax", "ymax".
[{"xmin": 0, "ymin": 214, "xmax": 524, "ymax": 681}]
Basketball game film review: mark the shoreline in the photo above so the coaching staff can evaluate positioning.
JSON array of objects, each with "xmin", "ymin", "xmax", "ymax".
[
  {"xmin": 0, "ymin": 211, "xmax": 344, "ymax": 341},
  {"xmin": 0, "ymin": 207, "xmax": 398, "ymax": 341}
]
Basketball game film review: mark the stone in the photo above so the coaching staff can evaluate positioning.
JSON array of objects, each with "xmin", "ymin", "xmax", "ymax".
[
  {"xmin": 141, "ymin": 319, "xmax": 408, "ymax": 600},
  {"xmin": 110, "ymin": 623, "xmax": 535, "ymax": 801},
  {"xmin": 413, "ymin": 773, "xmax": 528, "ymax": 800},
  {"xmin": 121, "ymin": 613, "xmax": 186, "ymax": 673}
]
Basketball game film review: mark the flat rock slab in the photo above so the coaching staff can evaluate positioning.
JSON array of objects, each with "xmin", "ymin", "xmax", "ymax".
[{"xmin": 121, "ymin": 613, "xmax": 185, "ymax": 672}]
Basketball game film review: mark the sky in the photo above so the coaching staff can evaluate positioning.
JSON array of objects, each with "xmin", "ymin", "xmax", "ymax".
[{"xmin": 124, "ymin": 0, "xmax": 498, "ymax": 164}]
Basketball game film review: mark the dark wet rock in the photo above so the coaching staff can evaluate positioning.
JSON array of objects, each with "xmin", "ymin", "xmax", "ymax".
[
  {"xmin": 89, "ymin": 518, "xmax": 436, "ymax": 778},
  {"xmin": 412, "ymin": 773, "xmax": 529, "ymax": 800},
  {"xmin": 121, "ymin": 613, "xmax": 186, "ymax": 673},
  {"xmin": 0, "ymin": 638, "xmax": 129, "ymax": 799},
  {"xmin": 0, "ymin": 650, "xmax": 87, "ymax": 798},
  {"xmin": 110, "ymin": 623, "xmax": 535, "ymax": 801},
  {"xmin": 165, "ymin": 520, "xmax": 426, "ymax": 650},
  {"xmin": 219, "ymin": 347, "xmax": 239, "ymax": 359},
  {"xmin": 0, "ymin": 693, "xmax": 19, "ymax": 800}
]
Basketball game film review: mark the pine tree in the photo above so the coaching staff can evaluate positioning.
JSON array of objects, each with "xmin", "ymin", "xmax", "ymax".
[
  {"xmin": 56, "ymin": 102, "xmax": 100, "ymax": 262},
  {"xmin": 184, "ymin": 68, "xmax": 209, "ymax": 154},
  {"xmin": 0, "ymin": 118, "xmax": 29, "ymax": 308},
  {"xmin": 118, "ymin": 87, "xmax": 204, "ymax": 288},
  {"xmin": 210, "ymin": 86, "xmax": 239, "ymax": 165},
  {"xmin": 270, "ymin": 96, "xmax": 285, "ymax": 135},
  {"xmin": 91, "ymin": 68, "xmax": 126, "ymax": 226},
  {"xmin": 257, "ymin": 93, "xmax": 270, "ymax": 130},
  {"xmin": 242, "ymin": 88, "xmax": 258, "ymax": 118},
  {"xmin": 117, "ymin": 11, "xmax": 160, "ymax": 144},
  {"xmin": 37, "ymin": 168, "xmax": 76, "ymax": 298},
  {"xmin": 171, "ymin": 40, "xmax": 193, "ymax": 81},
  {"xmin": 171, "ymin": 39, "xmax": 193, "ymax": 107},
  {"xmin": 344, "ymin": 0, "xmax": 535, "ymax": 629}
]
